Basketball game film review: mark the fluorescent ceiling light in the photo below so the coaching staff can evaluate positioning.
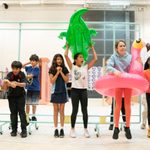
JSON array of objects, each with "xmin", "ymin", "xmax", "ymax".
[
  {"xmin": 109, "ymin": 1, "xmax": 130, "ymax": 6},
  {"xmin": 64, "ymin": 0, "xmax": 85, "ymax": 5},
  {"xmin": 20, "ymin": 0, "xmax": 41, "ymax": 5}
]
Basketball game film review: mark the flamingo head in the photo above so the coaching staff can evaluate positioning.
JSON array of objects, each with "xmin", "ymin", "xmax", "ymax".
[{"xmin": 132, "ymin": 39, "xmax": 144, "ymax": 50}]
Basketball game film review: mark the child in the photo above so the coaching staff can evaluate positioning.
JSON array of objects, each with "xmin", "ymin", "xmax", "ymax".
[
  {"xmin": 3, "ymin": 61, "xmax": 27, "ymax": 138},
  {"xmin": 64, "ymin": 44, "xmax": 97, "ymax": 138},
  {"xmin": 23, "ymin": 54, "xmax": 40, "ymax": 122},
  {"xmin": 49, "ymin": 54, "xmax": 69, "ymax": 138},
  {"xmin": 106, "ymin": 40, "xmax": 132, "ymax": 140},
  {"xmin": 143, "ymin": 57, "xmax": 150, "ymax": 137}
]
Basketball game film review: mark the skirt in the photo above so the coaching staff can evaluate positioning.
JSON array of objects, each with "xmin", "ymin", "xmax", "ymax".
[{"xmin": 51, "ymin": 92, "xmax": 68, "ymax": 104}]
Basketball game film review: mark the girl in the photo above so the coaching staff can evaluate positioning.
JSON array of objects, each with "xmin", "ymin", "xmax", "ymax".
[
  {"xmin": 106, "ymin": 40, "xmax": 132, "ymax": 140},
  {"xmin": 64, "ymin": 44, "xmax": 97, "ymax": 138},
  {"xmin": 49, "ymin": 54, "xmax": 69, "ymax": 138},
  {"xmin": 143, "ymin": 57, "xmax": 150, "ymax": 138}
]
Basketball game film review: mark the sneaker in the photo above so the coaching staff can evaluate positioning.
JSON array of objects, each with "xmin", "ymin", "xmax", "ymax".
[
  {"xmin": 32, "ymin": 116, "xmax": 37, "ymax": 121},
  {"xmin": 84, "ymin": 129, "xmax": 90, "ymax": 138},
  {"xmin": 20, "ymin": 130, "xmax": 27, "ymax": 138},
  {"xmin": 141, "ymin": 123, "xmax": 146, "ymax": 129},
  {"xmin": 54, "ymin": 129, "xmax": 59, "ymax": 138},
  {"xmin": 59, "ymin": 129, "xmax": 65, "ymax": 138},
  {"xmin": 109, "ymin": 124, "xmax": 114, "ymax": 130},
  {"xmin": 112, "ymin": 127, "xmax": 120, "ymax": 140},
  {"xmin": 147, "ymin": 129, "xmax": 150, "ymax": 138},
  {"xmin": 26, "ymin": 118, "xmax": 31, "ymax": 126},
  {"xmin": 125, "ymin": 127, "xmax": 132, "ymax": 139},
  {"xmin": 10, "ymin": 130, "xmax": 17, "ymax": 137},
  {"xmin": 70, "ymin": 129, "xmax": 76, "ymax": 138}
]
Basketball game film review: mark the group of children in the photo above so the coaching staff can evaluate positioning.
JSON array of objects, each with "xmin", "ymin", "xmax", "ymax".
[{"xmin": 2, "ymin": 40, "xmax": 150, "ymax": 140}]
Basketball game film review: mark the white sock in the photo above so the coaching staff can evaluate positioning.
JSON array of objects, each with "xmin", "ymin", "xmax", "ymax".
[
  {"xmin": 54, "ymin": 127, "xmax": 58, "ymax": 130},
  {"xmin": 32, "ymin": 114, "xmax": 35, "ymax": 117}
]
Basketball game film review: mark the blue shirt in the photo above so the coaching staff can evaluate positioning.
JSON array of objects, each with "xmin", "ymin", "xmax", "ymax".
[
  {"xmin": 106, "ymin": 51, "xmax": 132, "ymax": 73},
  {"xmin": 25, "ymin": 66, "xmax": 40, "ymax": 91}
]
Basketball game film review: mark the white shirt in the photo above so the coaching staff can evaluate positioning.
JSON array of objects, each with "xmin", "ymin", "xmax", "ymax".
[{"xmin": 71, "ymin": 64, "xmax": 88, "ymax": 89}]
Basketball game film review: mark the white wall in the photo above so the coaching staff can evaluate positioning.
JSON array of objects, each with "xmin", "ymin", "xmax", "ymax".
[
  {"xmin": 0, "ymin": 6, "xmax": 76, "ymax": 71},
  {"xmin": 0, "ymin": 6, "xmax": 150, "ymax": 71}
]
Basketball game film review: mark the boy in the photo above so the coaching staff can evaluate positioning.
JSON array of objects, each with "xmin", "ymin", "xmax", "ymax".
[
  {"xmin": 23, "ymin": 54, "xmax": 40, "ymax": 122},
  {"xmin": 3, "ymin": 61, "xmax": 27, "ymax": 138}
]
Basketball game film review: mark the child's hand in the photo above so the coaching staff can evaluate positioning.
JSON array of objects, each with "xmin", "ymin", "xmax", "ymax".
[
  {"xmin": 90, "ymin": 45, "xmax": 94, "ymax": 49},
  {"xmin": 57, "ymin": 67, "xmax": 62, "ymax": 73},
  {"xmin": 10, "ymin": 81, "xmax": 17, "ymax": 88},
  {"xmin": 3, "ymin": 79, "xmax": 10, "ymax": 84},
  {"xmin": 59, "ymin": 67, "xmax": 62, "ymax": 73},
  {"xmin": 27, "ymin": 74, "xmax": 33, "ymax": 79},
  {"xmin": 66, "ymin": 42, "xmax": 69, "ymax": 49},
  {"xmin": 114, "ymin": 71, "xmax": 121, "ymax": 77}
]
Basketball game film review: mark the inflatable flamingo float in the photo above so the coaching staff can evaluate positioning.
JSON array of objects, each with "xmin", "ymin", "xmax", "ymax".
[{"xmin": 95, "ymin": 39, "xmax": 149, "ymax": 97}]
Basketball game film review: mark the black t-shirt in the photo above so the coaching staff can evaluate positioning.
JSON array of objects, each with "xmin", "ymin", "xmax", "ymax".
[
  {"xmin": 6, "ymin": 71, "xmax": 26, "ymax": 97},
  {"xmin": 49, "ymin": 66, "xmax": 69, "ymax": 93}
]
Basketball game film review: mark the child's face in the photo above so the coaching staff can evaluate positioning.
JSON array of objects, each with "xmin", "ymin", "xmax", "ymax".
[
  {"xmin": 30, "ymin": 60, "xmax": 38, "ymax": 67},
  {"xmin": 116, "ymin": 42, "xmax": 126, "ymax": 56},
  {"xmin": 56, "ymin": 57, "xmax": 63, "ymax": 66},
  {"xmin": 75, "ymin": 54, "xmax": 84, "ymax": 66},
  {"xmin": 12, "ymin": 68, "xmax": 21, "ymax": 75}
]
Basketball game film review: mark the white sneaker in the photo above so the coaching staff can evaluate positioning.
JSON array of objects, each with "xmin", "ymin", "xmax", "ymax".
[
  {"xmin": 70, "ymin": 129, "xmax": 76, "ymax": 138},
  {"xmin": 84, "ymin": 129, "xmax": 90, "ymax": 138}
]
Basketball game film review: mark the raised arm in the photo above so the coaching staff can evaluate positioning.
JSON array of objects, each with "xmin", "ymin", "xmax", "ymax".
[
  {"xmin": 88, "ymin": 46, "xmax": 97, "ymax": 69},
  {"xmin": 22, "ymin": 62, "xmax": 30, "ymax": 68},
  {"xmin": 64, "ymin": 44, "xmax": 72, "ymax": 70}
]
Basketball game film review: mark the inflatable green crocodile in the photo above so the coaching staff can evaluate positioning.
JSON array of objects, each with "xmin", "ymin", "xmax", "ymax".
[{"xmin": 59, "ymin": 8, "xmax": 97, "ymax": 61}]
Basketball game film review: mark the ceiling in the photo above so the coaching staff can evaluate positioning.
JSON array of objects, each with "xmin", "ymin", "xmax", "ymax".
[{"xmin": 0, "ymin": 0, "xmax": 150, "ymax": 9}]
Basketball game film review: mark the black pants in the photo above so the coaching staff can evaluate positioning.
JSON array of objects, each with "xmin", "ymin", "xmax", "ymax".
[
  {"xmin": 8, "ymin": 95, "xmax": 27, "ymax": 132},
  {"xmin": 110, "ymin": 98, "xmax": 126, "ymax": 123},
  {"xmin": 71, "ymin": 88, "xmax": 88, "ymax": 128},
  {"xmin": 146, "ymin": 93, "xmax": 150, "ymax": 125}
]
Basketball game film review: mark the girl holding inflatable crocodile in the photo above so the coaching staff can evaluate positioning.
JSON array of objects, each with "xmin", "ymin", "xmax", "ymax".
[{"xmin": 64, "ymin": 44, "xmax": 97, "ymax": 138}]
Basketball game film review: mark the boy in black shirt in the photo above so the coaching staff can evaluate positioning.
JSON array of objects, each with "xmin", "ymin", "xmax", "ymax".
[{"xmin": 3, "ymin": 61, "xmax": 27, "ymax": 138}]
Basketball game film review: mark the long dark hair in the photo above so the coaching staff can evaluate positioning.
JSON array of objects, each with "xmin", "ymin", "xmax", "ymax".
[
  {"xmin": 73, "ymin": 53, "xmax": 82, "ymax": 65},
  {"xmin": 49, "ymin": 54, "xmax": 66, "ymax": 74},
  {"xmin": 144, "ymin": 57, "xmax": 150, "ymax": 70}
]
